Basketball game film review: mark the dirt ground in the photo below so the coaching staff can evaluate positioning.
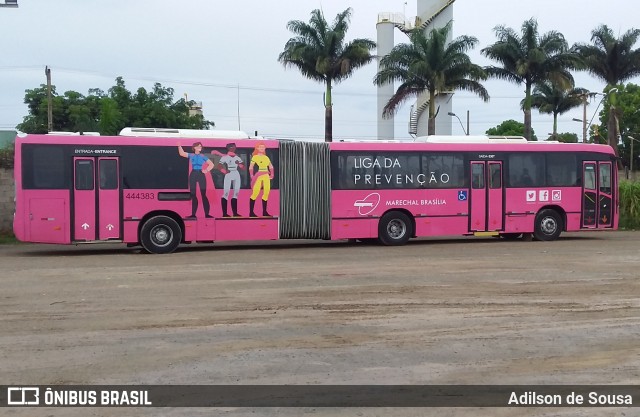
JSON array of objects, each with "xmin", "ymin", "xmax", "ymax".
[{"xmin": 1, "ymin": 231, "xmax": 639, "ymax": 417}]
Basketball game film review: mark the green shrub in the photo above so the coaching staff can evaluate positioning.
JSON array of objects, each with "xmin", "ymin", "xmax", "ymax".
[
  {"xmin": 619, "ymin": 180, "xmax": 640, "ymax": 230},
  {"xmin": 0, "ymin": 143, "xmax": 14, "ymax": 169}
]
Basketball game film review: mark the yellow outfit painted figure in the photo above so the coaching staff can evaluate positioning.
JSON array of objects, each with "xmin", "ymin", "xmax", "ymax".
[
  {"xmin": 249, "ymin": 142, "xmax": 275, "ymax": 217},
  {"xmin": 250, "ymin": 154, "xmax": 272, "ymax": 200}
]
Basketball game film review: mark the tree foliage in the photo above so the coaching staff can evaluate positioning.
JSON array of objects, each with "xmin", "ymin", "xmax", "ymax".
[
  {"xmin": 482, "ymin": 18, "xmax": 577, "ymax": 141},
  {"xmin": 374, "ymin": 21, "xmax": 488, "ymax": 136},
  {"xmin": 17, "ymin": 77, "xmax": 214, "ymax": 135},
  {"xmin": 527, "ymin": 80, "xmax": 587, "ymax": 137},
  {"xmin": 549, "ymin": 132, "xmax": 578, "ymax": 143},
  {"xmin": 598, "ymin": 83, "xmax": 640, "ymax": 168},
  {"xmin": 278, "ymin": 7, "xmax": 376, "ymax": 142},
  {"xmin": 486, "ymin": 119, "xmax": 537, "ymax": 140},
  {"xmin": 0, "ymin": 142, "xmax": 13, "ymax": 169},
  {"xmin": 573, "ymin": 25, "xmax": 640, "ymax": 154}
]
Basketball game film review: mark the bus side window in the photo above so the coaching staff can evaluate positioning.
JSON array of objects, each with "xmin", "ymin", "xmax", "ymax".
[
  {"xmin": 75, "ymin": 160, "xmax": 94, "ymax": 190},
  {"xmin": 584, "ymin": 166, "xmax": 596, "ymax": 190},
  {"xmin": 99, "ymin": 160, "xmax": 118, "ymax": 190},
  {"xmin": 508, "ymin": 153, "xmax": 544, "ymax": 187},
  {"xmin": 520, "ymin": 169, "xmax": 533, "ymax": 186},
  {"xmin": 472, "ymin": 164, "xmax": 484, "ymax": 189},
  {"xmin": 599, "ymin": 164, "xmax": 612, "ymax": 194},
  {"xmin": 490, "ymin": 164, "xmax": 501, "ymax": 188}
]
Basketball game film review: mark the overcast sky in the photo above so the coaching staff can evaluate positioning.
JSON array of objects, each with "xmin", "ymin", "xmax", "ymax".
[{"xmin": 0, "ymin": 0, "xmax": 637, "ymax": 140}]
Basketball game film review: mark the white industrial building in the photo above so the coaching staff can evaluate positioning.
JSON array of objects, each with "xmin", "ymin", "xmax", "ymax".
[{"xmin": 377, "ymin": 0, "xmax": 455, "ymax": 139}]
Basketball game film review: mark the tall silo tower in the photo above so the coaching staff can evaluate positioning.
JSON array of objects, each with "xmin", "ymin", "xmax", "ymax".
[
  {"xmin": 376, "ymin": 13, "xmax": 397, "ymax": 140},
  {"xmin": 376, "ymin": 0, "xmax": 456, "ymax": 139}
]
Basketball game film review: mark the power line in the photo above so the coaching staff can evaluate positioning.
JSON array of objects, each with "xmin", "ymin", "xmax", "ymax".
[
  {"xmin": 3, "ymin": 65, "xmax": 538, "ymax": 99},
  {"xmin": 51, "ymin": 67, "xmax": 373, "ymax": 96}
]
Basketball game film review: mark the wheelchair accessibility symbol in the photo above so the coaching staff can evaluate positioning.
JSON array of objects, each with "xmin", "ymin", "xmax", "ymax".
[{"xmin": 458, "ymin": 190, "xmax": 468, "ymax": 201}]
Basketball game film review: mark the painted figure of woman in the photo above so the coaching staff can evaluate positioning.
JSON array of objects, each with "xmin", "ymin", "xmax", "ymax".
[
  {"xmin": 178, "ymin": 142, "xmax": 214, "ymax": 219},
  {"xmin": 248, "ymin": 142, "xmax": 274, "ymax": 217},
  {"xmin": 213, "ymin": 143, "xmax": 244, "ymax": 217}
]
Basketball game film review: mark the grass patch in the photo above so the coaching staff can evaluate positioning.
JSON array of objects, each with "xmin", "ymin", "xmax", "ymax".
[
  {"xmin": 619, "ymin": 181, "xmax": 640, "ymax": 230},
  {"xmin": 0, "ymin": 232, "xmax": 18, "ymax": 244}
]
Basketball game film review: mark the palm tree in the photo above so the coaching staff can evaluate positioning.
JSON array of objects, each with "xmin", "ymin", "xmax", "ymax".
[
  {"xmin": 374, "ymin": 22, "xmax": 489, "ymax": 135},
  {"xmin": 573, "ymin": 25, "xmax": 640, "ymax": 154},
  {"xmin": 526, "ymin": 80, "xmax": 587, "ymax": 139},
  {"xmin": 482, "ymin": 18, "xmax": 577, "ymax": 141},
  {"xmin": 278, "ymin": 8, "xmax": 376, "ymax": 142}
]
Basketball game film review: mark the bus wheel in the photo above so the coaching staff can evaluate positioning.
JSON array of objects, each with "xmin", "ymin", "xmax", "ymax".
[
  {"xmin": 379, "ymin": 211, "xmax": 413, "ymax": 246},
  {"xmin": 140, "ymin": 216, "xmax": 182, "ymax": 254},
  {"xmin": 533, "ymin": 209, "xmax": 563, "ymax": 241}
]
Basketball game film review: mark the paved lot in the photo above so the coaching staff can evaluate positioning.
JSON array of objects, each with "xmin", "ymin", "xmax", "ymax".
[{"xmin": 1, "ymin": 231, "xmax": 639, "ymax": 416}]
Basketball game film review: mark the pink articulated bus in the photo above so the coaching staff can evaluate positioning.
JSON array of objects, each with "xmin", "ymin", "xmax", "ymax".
[{"xmin": 13, "ymin": 129, "xmax": 618, "ymax": 254}]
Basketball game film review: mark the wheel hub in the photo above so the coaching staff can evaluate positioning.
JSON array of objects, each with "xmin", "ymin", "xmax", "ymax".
[
  {"xmin": 387, "ymin": 220, "xmax": 406, "ymax": 239},
  {"xmin": 540, "ymin": 217, "xmax": 557, "ymax": 234},
  {"xmin": 151, "ymin": 226, "xmax": 171, "ymax": 246}
]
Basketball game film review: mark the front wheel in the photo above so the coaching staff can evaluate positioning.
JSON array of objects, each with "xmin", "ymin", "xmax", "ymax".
[
  {"xmin": 378, "ymin": 211, "xmax": 413, "ymax": 246},
  {"xmin": 533, "ymin": 209, "xmax": 563, "ymax": 241},
  {"xmin": 140, "ymin": 216, "xmax": 182, "ymax": 254}
]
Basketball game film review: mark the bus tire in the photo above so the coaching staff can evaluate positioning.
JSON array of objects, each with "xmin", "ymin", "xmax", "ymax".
[
  {"xmin": 533, "ymin": 209, "xmax": 563, "ymax": 241},
  {"xmin": 140, "ymin": 216, "xmax": 182, "ymax": 254},
  {"xmin": 379, "ymin": 211, "xmax": 412, "ymax": 246}
]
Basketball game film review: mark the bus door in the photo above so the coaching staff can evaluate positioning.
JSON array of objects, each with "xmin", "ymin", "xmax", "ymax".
[
  {"xmin": 73, "ymin": 157, "xmax": 121, "ymax": 241},
  {"xmin": 470, "ymin": 161, "xmax": 503, "ymax": 232},
  {"xmin": 582, "ymin": 161, "xmax": 613, "ymax": 229}
]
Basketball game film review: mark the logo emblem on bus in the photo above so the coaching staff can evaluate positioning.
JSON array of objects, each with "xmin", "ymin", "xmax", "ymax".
[
  {"xmin": 526, "ymin": 191, "xmax": 536, "ymax": 202},
  {"xmin": 539, "ymin": 190, "xmax": 549, "ymax": 202},
  {"xmin": 458, "ymin": 190, "xmax": 467, "ymax": 201},
  {"xmin": 354, "ymin": 193, "xmax": 380, "ymax": 215},
  {"xmin": 552, "ymin": 190, "xmax": 562, "ymax": 201}
]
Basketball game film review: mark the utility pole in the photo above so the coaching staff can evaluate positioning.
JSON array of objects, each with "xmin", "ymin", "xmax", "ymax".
[
  {"xmin": 45, "ymin": 66, "xmax": 52, "ymax": 132},
  {"xmin": 581, "ymin": 92, "xmax": 588, "ymax": 143},
  {"xmin": 466, "ymin": 110, "xmax": 470, "ymax": 136}
]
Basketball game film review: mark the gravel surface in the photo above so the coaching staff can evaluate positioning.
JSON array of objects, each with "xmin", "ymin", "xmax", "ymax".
[{"xmin": 1, "ymin": 231, "xmax": 639, "ymax": 416}]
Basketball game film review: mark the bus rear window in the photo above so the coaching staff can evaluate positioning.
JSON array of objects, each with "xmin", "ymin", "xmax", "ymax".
[{"xmin": 22, "ymin": 145, "xmax": 69, "ymax": 189}]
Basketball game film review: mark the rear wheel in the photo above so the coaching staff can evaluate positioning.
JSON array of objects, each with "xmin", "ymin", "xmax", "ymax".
[
  {"xmin": 533, "ymin": 209, "xmax": 563, "ymax": 241},
  {"xmin": 378, "ymin": 211, "xmax": 413, "ymax": 246},
  {"xmin": 140, "ymin": 216, "xmax": 182, "ymax": 254}
]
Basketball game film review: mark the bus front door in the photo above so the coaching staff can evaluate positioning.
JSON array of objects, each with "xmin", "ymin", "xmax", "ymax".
[
  {"xmin": 470, "ymin": 161, "xmax": 503, "ymax": 232},
  {"xmin": 582, "ymin": 161, "xmax": 613, "ymax": 229},
  {"xmin": 73, "ymin": 157, "xmax": 121, "ymax": 241}
]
